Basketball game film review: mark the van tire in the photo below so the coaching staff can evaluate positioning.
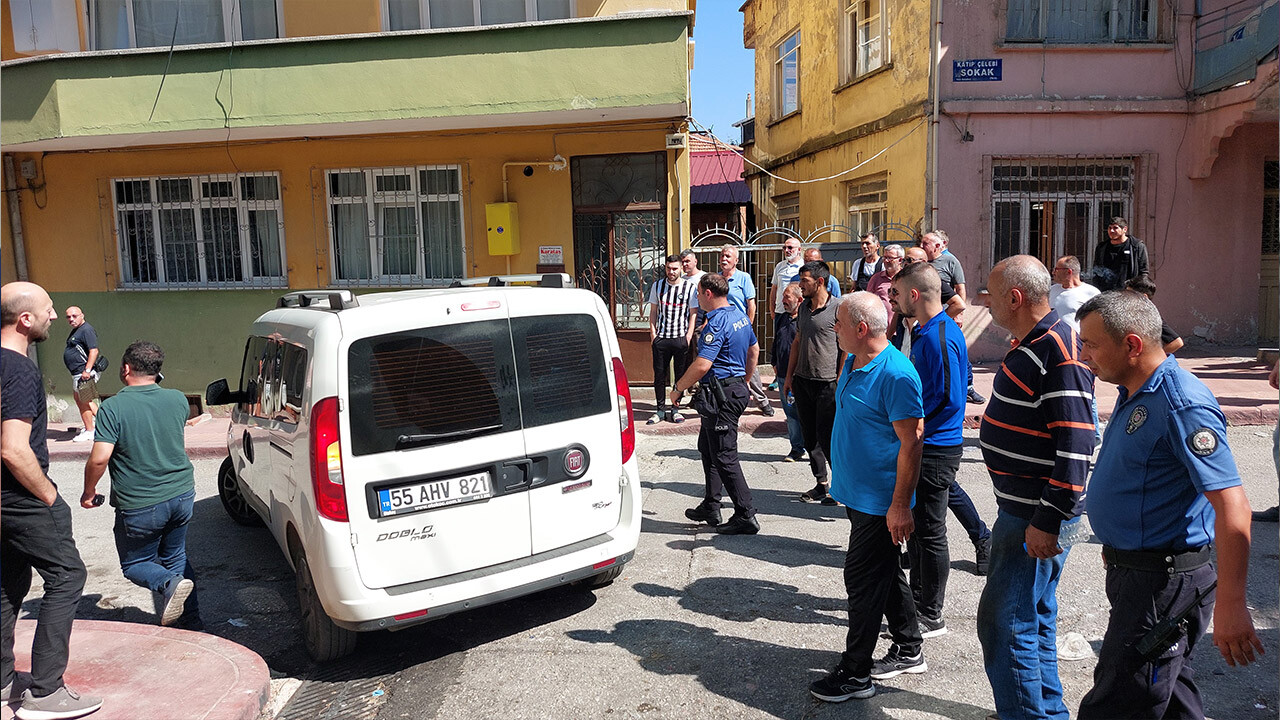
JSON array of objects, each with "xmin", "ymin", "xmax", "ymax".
[
  {"xmin": 581, "ymin": 564, "xmax": 624, "ymax": 588},
  {"xmin": 218, "ymin": 457, "xmax": 264, "ymax": 527},
  {"xmin": 293, "ymin": 549, "xmax": 358, "ymax": 662}
]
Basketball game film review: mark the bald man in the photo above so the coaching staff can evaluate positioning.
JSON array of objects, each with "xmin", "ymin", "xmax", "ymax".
[
  {"xmin": 63, "ymin": 306, "xmax": 102, "ymax": 442},
  {"xmin": 1, "ymin": 282, "xmax": 102, "ymax": 718}
]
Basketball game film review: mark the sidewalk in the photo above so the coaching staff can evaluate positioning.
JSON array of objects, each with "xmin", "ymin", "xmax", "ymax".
[
  {"xmin": 46, "ymin": 413, "xmax": 231, "ymax": 462},
  {"xmin": 636, "ymin": 348, "xmax": 1279, "ymax": 436},
  {"xmin": 1, "ymin": 620, "xmax": 269, "ymax": 720}
]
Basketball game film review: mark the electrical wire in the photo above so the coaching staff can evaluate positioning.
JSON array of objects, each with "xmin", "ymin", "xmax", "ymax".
[
  {"xmin": 147, "ymin": 2, "xmax": 182, "ymax": 122},
  {"xmin": 688, "ymin": 116, "xmax": 925, "ymax": 186},
  {"xmin": 215, "ymin": 1, "xmax": 241, "ymax": 173}
]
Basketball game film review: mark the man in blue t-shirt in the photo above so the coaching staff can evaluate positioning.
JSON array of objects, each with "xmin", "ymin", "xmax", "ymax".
[
  {"xmin": 1076, "ymin": 291, "xmax": 1262, "ymax": 719},
  {"xmin": 809, "ymin": 292, "xmax": 926, "ymax": 703},
  {"xmin": 669, "ymin": 272, "xmax": 762, "ymax": 536},
  {"xmin": 718, "ymin": 245, "xmax": 774, "ymax": 417},
  {"xmin": 891, "ymin": 261, "xmax": 968, "ymax": 639}
]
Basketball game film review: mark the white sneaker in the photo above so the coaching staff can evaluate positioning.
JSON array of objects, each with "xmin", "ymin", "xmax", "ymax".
[{"xmin": 72, "ymin": 430, "xmax": 94, "ymax": 443}]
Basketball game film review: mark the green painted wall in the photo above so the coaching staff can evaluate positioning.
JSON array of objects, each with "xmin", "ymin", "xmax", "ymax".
[
  {"xmin": 3, "ymin": 14, "xmax": 691, "ymax": 145},
  {"xmin": 41, "ymin": 290, "xmax": 281, "ymax": 406}
]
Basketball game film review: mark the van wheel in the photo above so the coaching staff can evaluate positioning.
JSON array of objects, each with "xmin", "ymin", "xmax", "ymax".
[
  {"xmin": 218, "ymin": 457, "xmax": 263, "ymax": 527},
  {"xmin": 580, "ymin": 564, "xmax": 624, "ymax": 588},
  {"xmin": 293, "ymin": 549, "xmax": 357, "ymax": 662}
]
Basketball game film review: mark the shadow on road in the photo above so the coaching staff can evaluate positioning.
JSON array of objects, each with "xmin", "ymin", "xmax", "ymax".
[{"xmin": 635, "ymin": 577, "xmax": 846, "ymax": 627}]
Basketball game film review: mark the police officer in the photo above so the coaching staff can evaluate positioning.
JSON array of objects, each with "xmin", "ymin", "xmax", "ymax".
[
  {"xmin": 670, "ymin": 272, "xmax": 761, "ymax": 535},
  {"xmin": 1076, "ymin": 291, "xmax": 1262, "ymax": 719}
]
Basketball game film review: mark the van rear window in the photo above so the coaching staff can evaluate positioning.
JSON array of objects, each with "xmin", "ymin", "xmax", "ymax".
[
  {"xmin": 347, "ymin": 320, "xmax": 520, "ymax": 456},
  {"xmin": 346, "ymin": 314, "xmax": 612, "ymax": 455}
]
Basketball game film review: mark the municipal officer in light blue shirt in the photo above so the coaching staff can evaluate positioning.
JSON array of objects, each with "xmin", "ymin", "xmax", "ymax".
[
  {"xmin": 669, "ymin": 272, "xmax": 761, "ymax": 536},
  {"xmin": 718, "ymin": 244, "xmax": 774, "ymax": 416},
  {"xmin": 809, "ymin": 292, "xmax": 926, "ymax": 703},
  {"xmin": 1075, "ymin": 291, "xmax": 1262, "ymax": 720}
]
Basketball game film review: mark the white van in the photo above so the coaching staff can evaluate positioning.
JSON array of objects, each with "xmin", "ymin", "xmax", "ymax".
[{"xmin": 206, "ymin": 275, "xmax": 641, "ymax": 661}]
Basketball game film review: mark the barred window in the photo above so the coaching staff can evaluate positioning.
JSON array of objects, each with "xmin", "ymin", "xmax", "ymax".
[
  {"xmin": 1264, "ymin": 161, "xmax": 1278, "ymax": 255},
  {"xmin": 775, "ymin": 191, "xmax": 800, "ymax": 231},
  {"xmin": 991, "ymin": 158, "xmax": 1136, "ymax": 271},
  {"xmin": 326, "ymin": 166, "xmax": 466, "ymax": 286},
  {"xmin": 1006, "ymin": 0, "xmax": 1161, "ymax": 43},
  {"xmin": 847, "ymin": 176, "xmax": 887, "ymax": 237},
  {"xmin": 113, "ymin": 173, "xmax": 285, "ymax": 289}
]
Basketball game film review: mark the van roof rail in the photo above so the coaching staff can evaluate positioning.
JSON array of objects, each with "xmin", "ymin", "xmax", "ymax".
[
  {"xmin": 449, "ymin": 273, "xmax": 573, "ymax": 288},
  {"xmin": 276, "ymin": 290, "xmax": 359, "ymax": 310}
]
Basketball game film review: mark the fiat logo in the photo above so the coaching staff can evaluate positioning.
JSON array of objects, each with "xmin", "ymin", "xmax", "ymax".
[{"xmin": 565, "ymin": 449, "xmax": 586, "ymax": 477}]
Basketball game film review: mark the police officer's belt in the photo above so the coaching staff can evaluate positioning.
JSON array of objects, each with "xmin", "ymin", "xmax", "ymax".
[
  {"xmin": 702, "ymin": 375, "xmax": 746, "ymax": 385},
  {"xmin": 1102, "ymin": 545, "xmax": 1212, "ymax": 575}
]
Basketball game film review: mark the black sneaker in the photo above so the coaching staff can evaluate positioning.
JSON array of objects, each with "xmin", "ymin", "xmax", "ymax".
[
  {"xmin": 715, "ymin": 514, "xmax": 760, "ymax": 535},
  {"xmin": 967, "ymin": 387, "xmax": 987, "ymax": 404},
  {"xmin": 870, "ymin": 648, "xmax": 927, "ymax": 679},
  {"xmin": 974, "ymin": 536, "xmax": 991, "ymax": 576},
  {"xmin": 799, "ymin": 482, "xmax": 832, "ymax": 504},
  {"xmin": 919, "ymin": 614, "xmax": 948, "ymax": 638},
  {"xmin": 684, "ymin": 503, "xmax": 722, "ymax": 526},
  {"xmin": 783, "ymin": 449, "xmax": 806, "ymax": 462},
  {"xmin": 809, "ymin": 665, "xmax": 874, "ymax": 702}
]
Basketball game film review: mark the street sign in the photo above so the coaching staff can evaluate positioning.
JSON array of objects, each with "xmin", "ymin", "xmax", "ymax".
[{"xmin": 953, "ymin": 59, "xmax": 1002, "ymax": 82}]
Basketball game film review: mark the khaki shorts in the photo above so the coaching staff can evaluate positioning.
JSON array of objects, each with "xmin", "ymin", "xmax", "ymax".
[{"xmin": 73, "ymin": 372, "xmax": 100, "ymax": 405}]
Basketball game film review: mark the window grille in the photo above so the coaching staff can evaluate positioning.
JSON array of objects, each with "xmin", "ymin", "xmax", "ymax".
[
  {"xmin": 113, "ymin": 172, "xmax": 286, "ymax": 289},
  {"xmin": 325, "ymin": 165, "xmax": 466, "ymax": 287},
  {"xmin": 1264, "ymin": 161, "xmax": 1278, "ymax": 255},
  {"xmin": 989, "ymin": 157, "xmax": 1150, "ymax": 272}
]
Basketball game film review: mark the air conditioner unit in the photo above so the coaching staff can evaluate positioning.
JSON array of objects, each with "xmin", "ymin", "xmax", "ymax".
[{"xmin": 665, "ymin": 133, "xmax": 687, "ymax": 150}]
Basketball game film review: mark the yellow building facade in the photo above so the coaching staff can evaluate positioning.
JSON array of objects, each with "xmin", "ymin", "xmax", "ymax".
[{"xmin": 2, "ymin": 0, "xmax": 696, "ymax": 394}]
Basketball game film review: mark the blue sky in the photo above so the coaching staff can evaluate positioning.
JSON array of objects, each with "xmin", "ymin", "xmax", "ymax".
[{"xmin": 690, "ymin": 4, "xmax": 755, "ymax": 145}]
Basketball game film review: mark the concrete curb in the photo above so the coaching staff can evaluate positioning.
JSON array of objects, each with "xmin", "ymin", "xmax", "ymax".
[{"xmin": 1, "ymin": 619, "xmax": 269, "ymax": 720}]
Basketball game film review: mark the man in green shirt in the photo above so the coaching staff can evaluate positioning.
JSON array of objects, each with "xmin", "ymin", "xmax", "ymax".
[{"xmin": 81, "ymin": 341, "xmax": 198, "ymax": 628}]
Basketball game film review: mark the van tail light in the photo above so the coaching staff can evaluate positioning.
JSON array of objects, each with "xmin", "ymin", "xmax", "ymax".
[
  {"xmin": 611, "ymin": 358, "xmax": 635, "ymax": 464},
  {"xmin": 310, "ymin": 396, "xmax": 348, "ymax": 522}
]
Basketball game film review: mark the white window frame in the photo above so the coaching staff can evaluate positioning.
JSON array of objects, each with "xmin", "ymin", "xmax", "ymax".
[
  {"xmin": 841, "ymin": 0, "xmax": 890, "ymax": 83},
  {"xmin": 88, "ymin": 0, "xmax": 284, "ymax": 50},
  {"xmin": 1005, "ymin": 0, "xmax": 1159, "ymax": 43},
  {"xmin": 112, "ymin": 172, "xmax": 287, "ymax": 290},
  {"xmin": 774, "ymin": 191, "xmax": 800, "ymax": 231},
  {"xmin": 989, "ymin": 158, "xmax": 1135, "ymax": 269},
  {"xmin": 380, "ymin": 0, "xmax": 576, "ymax": 31},
  {"xmin": 846, "ymin": 176, "xmax": 888, "ymax": 236},
  {"xmin": 10, "ymin": 0, "xmax": 81, "ymax": 53},
  {"xmin": 325, "ymin": 165, "xmax": 467, "ymax": 287},
  {"xmin": 773, "ymin": 30, "xmax": 801, "ymax": 119}
]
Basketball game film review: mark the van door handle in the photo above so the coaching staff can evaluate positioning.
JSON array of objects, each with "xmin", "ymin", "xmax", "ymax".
[
  {"xmin": 501, "ymin": 459, "xmax": 531, "ymax": 491},
  {"xmin": 243, "ymin": 430, "xmax": 255, "ymax": 463}
]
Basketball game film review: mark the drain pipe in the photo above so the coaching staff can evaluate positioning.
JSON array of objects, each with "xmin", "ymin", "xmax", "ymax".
[
  {"xmin": 929, "ymin": 0, "xmax": 943, "ymax": 231},
  {"xmin": 3, "ymin": 155, "xmax": 31, "ymax": 281}
]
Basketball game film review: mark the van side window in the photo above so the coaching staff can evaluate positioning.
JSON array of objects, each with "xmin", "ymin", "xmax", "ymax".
[
  {"xmin": 512, "ymin": 314, "xmax": 610, "ymax": 428},
  {"xmin": 238, "ymin": 336, "xmax": 269, "ymax": 414},
  {"xmin": 277, "ymin": 343, "xmax": 307, "ymax": 425},
  {"xmin": 346, "ymin": 319, "xmax": 521, "ymax": 456}
]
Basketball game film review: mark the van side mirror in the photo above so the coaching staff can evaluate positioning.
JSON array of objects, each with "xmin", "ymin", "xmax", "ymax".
[{"xmin": 206, "ymin": 379, "xmax": 248, "ymax": 406}]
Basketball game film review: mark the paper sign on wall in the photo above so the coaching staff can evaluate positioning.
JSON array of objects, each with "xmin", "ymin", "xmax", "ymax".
[{"xmin": 539, "ymin": 246, "xmax": 564, "ymax": 264}]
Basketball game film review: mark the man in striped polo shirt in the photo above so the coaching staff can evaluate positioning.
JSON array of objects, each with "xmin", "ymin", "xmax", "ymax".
[
  {"xmin": 976, "ymin": 255, "xmax": 1095, "ymax": 720},
  {"xmin": 647, "ymin": 254, "xmax": 698, "ymax": 424}
]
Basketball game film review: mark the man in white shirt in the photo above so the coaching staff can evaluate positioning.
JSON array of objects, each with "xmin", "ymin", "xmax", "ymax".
[
  {"xmin": 1049, "ymin": 256, "xmax": 1100, "ymax": 332},
  {"xmin": 770, "ymin": 238, "xmax": 804, "ymax": 326}
]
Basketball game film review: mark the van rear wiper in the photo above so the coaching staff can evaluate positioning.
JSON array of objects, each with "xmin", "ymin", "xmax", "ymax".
[{"xmin": 396, "ymin": 424, "xmax": 504, "ymax": 449}]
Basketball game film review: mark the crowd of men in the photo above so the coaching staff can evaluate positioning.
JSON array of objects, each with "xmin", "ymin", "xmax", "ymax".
[
  {"xmin": 649, "ymin": 220, "xmax": 1264, "ymax": 718},
  {"xmin": 2, "ymin": 281, "xmax": 197, "ymax": 720}
]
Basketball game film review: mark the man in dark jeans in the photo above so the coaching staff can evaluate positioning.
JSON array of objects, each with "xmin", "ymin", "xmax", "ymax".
[
  {"xmin": 891, "ymin": 262, "xmax": 968, "ymax": 639},
  {"xmin": 82, "ymin": 341, "xmax": 200, "ymax": 628},
  {"xmin": 1, "ymin": 281, "xmax": 102, "ymax": 720},
  {"xmin": 647, "ymin": 255, "xmax": 698, "ymax": 424}
]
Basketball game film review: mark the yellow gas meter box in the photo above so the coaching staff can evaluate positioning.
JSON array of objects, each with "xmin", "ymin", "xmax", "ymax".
[{"xmin": 486, "ymin": 203, "xmax": 520, "ymax": 256}]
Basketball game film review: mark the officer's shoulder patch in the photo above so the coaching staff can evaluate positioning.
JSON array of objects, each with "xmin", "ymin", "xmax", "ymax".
[
  {"xmin": 703, "ymin": 332, "xmax": 715, "ymax": 345},
  {"xmin": 1125, "ymin": 406, "xmax": 1148, "ymax": 434},
  {"xmin": 1187, "ymin": 428, "xmax": 1218, "ymax": 457}
]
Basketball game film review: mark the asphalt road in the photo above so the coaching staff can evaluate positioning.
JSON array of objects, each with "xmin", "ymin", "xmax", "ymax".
[{"xmin": 27, "ymin": 426, "xmax": 1280, "ymax": 719}]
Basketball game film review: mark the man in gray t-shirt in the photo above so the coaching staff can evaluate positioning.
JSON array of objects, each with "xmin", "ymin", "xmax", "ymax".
[{"xmin": 781, "ymin": 261, "xmax": 846, "ymax": 505}]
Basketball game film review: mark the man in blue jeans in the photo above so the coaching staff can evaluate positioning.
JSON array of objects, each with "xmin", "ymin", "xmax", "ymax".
[
  {"xmin": 82, "ymin": 341, "xmax": 199, "ymax": 628},
  {"xmin": 977, "ymin": 256, "xmax": 1094, "ymax": 720}
]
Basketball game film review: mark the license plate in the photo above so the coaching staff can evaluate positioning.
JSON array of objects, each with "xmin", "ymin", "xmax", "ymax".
[{"xmin": 377, "ymin": 472, "xmax": 493, "ymax": 517}]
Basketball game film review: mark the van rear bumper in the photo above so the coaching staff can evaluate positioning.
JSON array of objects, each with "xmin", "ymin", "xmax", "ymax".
[{"xmin": 333, "ymin": 548, "xmax": 635, "ymax": 632}]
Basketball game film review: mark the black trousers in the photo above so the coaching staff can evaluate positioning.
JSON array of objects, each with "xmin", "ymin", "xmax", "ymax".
[
  {"xmin": 791, "ymin": 376, "xmax": 836, "ymax": 483},
  {"xmin": 1, "ymin": 496, "xmax": 88, "ymax": 696},
  {"xmin": 695, "ymin": 380, "xmax": 754, "ymax": 518},
  {"xmin": 841, "ymin": 508, "xmax": 922, "ymax": 675},
  {"xmin": 1078, "ymin": 563, "xmax": 1216, "ymax": 720},
  {"xmin": 651, "ymin": 337, "xmax": 689, "ymax": 411},
  {"xmin": 909, "ymin": 444, "xmax": 962, "ymax": 621}
]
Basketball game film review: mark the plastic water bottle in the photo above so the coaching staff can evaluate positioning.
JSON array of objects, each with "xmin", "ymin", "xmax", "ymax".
[
  {"xmin": 786, "ymin": 390, "xmax": 795, "ymax": 405},
  {"xmin": 1056, "ymin": 516, "xmax": 1092, "ymax": 551}
]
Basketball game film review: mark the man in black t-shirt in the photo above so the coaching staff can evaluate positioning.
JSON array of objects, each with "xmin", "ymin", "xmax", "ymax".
[
  {"xmin": 63, "ymin": 306, "xmax": 101, "ymax": 443},
  {"xmin": 0, "ymin": 282, "xmax": 101, "ymax": 719}
]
